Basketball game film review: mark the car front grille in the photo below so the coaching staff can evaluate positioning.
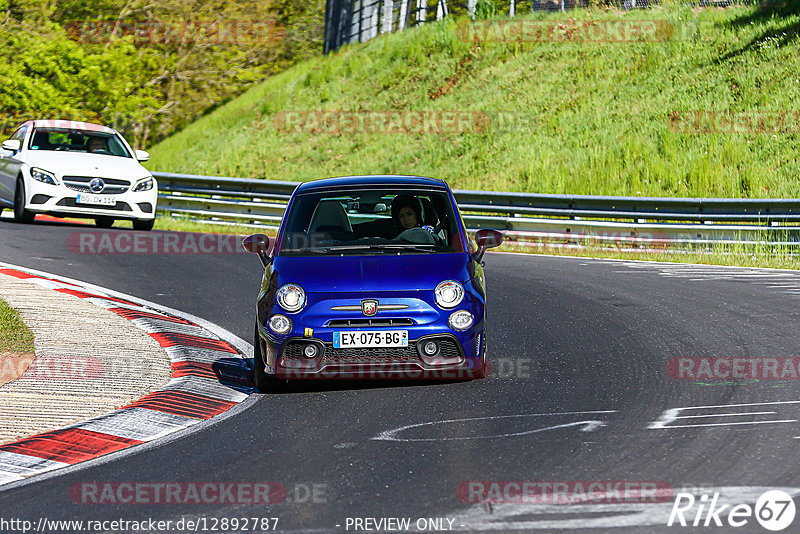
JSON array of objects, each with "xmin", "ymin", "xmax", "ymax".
[
  {"xmin": 281, "ymin": 339, "xmax": 420, "ymax": 365},
  {"xmin": 279, "ymin": 336, "xmax": 463, "ymax": 366},
  {"xmin": 281, "ymin": 341, "xmax": 314, "ymax": 360},
  {"xmin": 436, "ymin": 337, "xmax": 462, "ymax": 359},
  {"xmin": 326, "ymin": 318, "xmax": 414, "ymax": 327},
  {"xmin": 322, "ymin": 343, "xmax": 421, "ymax": 365},
  {"xmin": 63, "ymin": 176, "xmax": 130, "ymax": 195},
  {"xmin": 64, "ymin": 183, "xmax": 91, "ymax": 193},
  {"xmin": 56, "ymin": 198, "xmax": 132, "ymax": 211}
]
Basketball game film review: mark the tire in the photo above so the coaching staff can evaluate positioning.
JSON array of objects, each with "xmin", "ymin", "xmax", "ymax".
[
  {"xmin": 94, "ymin": 216, "xmax": 115, "ymax": 228},
  {"xmin": 253, "ymin": 322, "xmax": 283, "ymax": 393},
  {"xmin": 132, "ymin": 218, "xmax": 155, "ymax": 231},
  {"xmin": 13, "ymin": 179, "xmax": 34, "ymax": 223}
]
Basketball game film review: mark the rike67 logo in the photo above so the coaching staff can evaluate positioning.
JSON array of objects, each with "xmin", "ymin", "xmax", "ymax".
[{"xmin": 668, "ymin": 490, "xmax": 796, "ymax": 531}]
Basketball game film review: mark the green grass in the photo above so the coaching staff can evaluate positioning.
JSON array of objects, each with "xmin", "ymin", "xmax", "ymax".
[
  {"xmin": 0, "ymin": 299, "xmax": 35, "ymax": 353},
  {"xmin": 94, "ymin": 216, "xmax": 274, "ymax": 236},
  {"xmin": 498, "ymin": 239, "xmax": 800, "ymax": 270},
  {"xmin": 151, "ymin": 217, "xmax": 274, "ymax": 236},
  {"xmin": 148, "ymin": 3, "xmax": 800, "ymax": 198}
]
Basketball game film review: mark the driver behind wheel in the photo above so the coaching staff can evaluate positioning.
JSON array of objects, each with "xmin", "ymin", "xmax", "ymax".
[
  {"xmin": 86, "ymin": 136, "xmax": 106, "ymax": 153},
  {"xmin": 391, "ymin": 193, "xmax": 436, "ymax": 244},
  {"xmin": 392, "ymin": 193, "xmax": 438, "ymax": 233},
  {"xmin": 391, "ymin": 193, "xmax": 422, "ymax": 232}
]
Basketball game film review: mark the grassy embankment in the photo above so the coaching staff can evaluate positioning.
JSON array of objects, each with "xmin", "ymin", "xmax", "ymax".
[
  {"xmin": 0, "ymin": 298, "xmax": 35, "ymax": 386},
  {"xmin": 0, "ymin": 299, "xmax": 34, "ymax": 353},
  {"xmin": 145, "ymin": 3, "xmax": 800, "ymax": 268}
]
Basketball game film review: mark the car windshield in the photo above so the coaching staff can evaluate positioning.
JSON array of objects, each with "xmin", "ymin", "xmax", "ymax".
[
  {"xmin": 278, "ymin": 187, "xmax": 465, "ymax": 256},
  {"xmin": 28, "ymin": 128, "xmax": 131, "ymax": 158}
]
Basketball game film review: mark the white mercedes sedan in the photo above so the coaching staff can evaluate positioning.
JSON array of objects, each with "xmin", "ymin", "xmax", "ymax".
[{"xmin": 0, "ymin": 120, "xmax": 157, "ymax": 230}]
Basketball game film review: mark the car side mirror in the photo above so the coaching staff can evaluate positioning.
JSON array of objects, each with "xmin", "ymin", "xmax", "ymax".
[
  {"xmin": 242, "ymin": 234, "xmax": 272, "ymax": 267},
  {"xmin": 135, "ymin": 150, "xmax": 150, "ymax": 162},
  {"xmin": 2, "ymin": 139, "xmax": 21, "ymax": 152},
  {"xmin": 472, "ymin": 229, "xmax": 504, "ymax": 263}
]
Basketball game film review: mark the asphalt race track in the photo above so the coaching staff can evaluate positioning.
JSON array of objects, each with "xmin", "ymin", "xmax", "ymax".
[{"xmin": 2, "ymin": 218, "xmax": 800, "ymax": 533}]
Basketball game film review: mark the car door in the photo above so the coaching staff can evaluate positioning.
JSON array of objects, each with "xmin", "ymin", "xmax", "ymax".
[{"xmin": 0, "ymin": 126, "xmax": 27, "ymax": 205}]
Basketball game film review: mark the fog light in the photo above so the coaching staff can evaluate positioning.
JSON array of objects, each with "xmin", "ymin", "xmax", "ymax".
[
  {"xmin": 268, "ymin": 314, "xmax": 292, "ymax": 335},
  {"xmin": 448, "ymin": 310, "xmax": 474, "ymax": 331},
  {"xmin": 303, "ymin": 344, "xmax": 319, "ymax": 358},
  {"xmin": 423, "ymin": 341, "xmax": 439, "ymax": 356}
]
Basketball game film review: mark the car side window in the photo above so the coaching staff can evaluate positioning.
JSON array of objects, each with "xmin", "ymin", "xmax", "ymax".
[
  {"xmin": 6, "ymin": 128, "xmax": 19, "ymax": 143},
  {"xmin": 2, "ymin": 127, "xmax": 26, "ymax": 155},
  {"xmin": 14, "ymin": 127, "xmax": 28, "ymax": 149}
]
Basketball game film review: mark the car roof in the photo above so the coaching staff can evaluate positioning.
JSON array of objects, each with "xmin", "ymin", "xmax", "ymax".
[
  {"xmin": 22, "ymin": 120, "xmax": 116, "ymax": 134},
  {"xmin": 296, "ymin": 175, "xmax": 449, "ymax": 193}
]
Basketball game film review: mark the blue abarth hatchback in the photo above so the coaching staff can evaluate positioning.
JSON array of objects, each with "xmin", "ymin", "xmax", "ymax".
[{"xmin": 243, "ymin": 175, "xmax": 503, "ymax": 391}]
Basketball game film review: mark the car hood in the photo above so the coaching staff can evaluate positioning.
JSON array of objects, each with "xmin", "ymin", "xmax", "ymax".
[
  {"xmin": 271, "ymin": 253, "xmax": 471, "ymax": 293},
  {"xmin": 23, "ymin": 151, "xmax": 148, "ymax": 179}
]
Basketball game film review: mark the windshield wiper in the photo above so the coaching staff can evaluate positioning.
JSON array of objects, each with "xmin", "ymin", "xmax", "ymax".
[
  {"xmin": 283, "ymin": 244, "xmax": 437, "ymax": 255},
  {"xmin": 285, "ymin": 245, "xmax": 373, "ymax": 254},
  {"xmin": 367, "ymin": 244, "xmax": 437, "ymax": 253},
  {"xmin": 326, "ymin": 245, "xmax": 374, "ymax": 251}
]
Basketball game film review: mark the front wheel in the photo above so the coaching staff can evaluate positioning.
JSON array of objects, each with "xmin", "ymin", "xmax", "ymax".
[
  {"xmin": 13, "ymin": 180, "xmax": 34, "ymax": 223},
  {"xmin": 132, "ymin": 218, "xmax": 155, "ymax": 231}
]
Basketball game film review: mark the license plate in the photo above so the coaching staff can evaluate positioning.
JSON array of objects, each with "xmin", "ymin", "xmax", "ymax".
[
  {"xmin": 333, "ymin": 330, "xmax": 408, "ymax": 348},
  {"xmin": 76, "ymin": 194, "xmax": 116, "ymax": 206}
]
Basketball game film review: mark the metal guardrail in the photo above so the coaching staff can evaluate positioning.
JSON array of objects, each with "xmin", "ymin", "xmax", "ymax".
[{"xmin": 152, "ymin": 171, "xmax": 800, "ymax": 247}]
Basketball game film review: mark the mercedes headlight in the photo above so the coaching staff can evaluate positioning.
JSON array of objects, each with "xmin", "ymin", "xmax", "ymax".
[
  {"xmin": 133, "ymin": 176, "xmax": 154, "ymax": 192},
  {"xmin": 30, "ymin": 168, "xmax": 57, "ymax": 185},
  {"xmin": 434, "ymin": 280, "xmax": 464, "ymax": 309},
  {"xmin": 276, "ymin": 284, "xmax": 306, "ymax": 313}
]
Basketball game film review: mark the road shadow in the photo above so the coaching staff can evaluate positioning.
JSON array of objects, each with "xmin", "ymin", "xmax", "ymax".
[
  {"xmin": 246, "ymin": 357, "xmax": 477, "ymax": 394},
  {"xmin": 0, "ymin": 215, "xmax": 92, "ymax": 229}
]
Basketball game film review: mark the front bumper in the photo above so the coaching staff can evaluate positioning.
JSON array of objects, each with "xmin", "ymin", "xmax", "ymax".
[
  {"xmin": 256, "ymin": 318, "xmax": 486, "ymax": 380},
  {"xmin": 23, "ymin": 179, "xmax": 157, "ymax": 221}
]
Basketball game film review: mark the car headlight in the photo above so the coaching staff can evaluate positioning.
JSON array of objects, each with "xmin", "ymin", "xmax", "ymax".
[
  {"xmin": 434, "ymin": 280, "xmax": 464, "ymax": 309},
  {"xmin": 268, "ymin": 314, "xmax": 292, "ymax": 335},
  {"xmin": 276, "ymin": 284, "xmax": 306, "ymax": 313},
  {"xmin": 30, "ymin": 168, "xmax": 57, "ymax": 185},
  {"xmin": 133, "ymin": 177, "xmax": 154, "ymax": 192},
  {"xmin": 448, "ymin": 310, "xmax": 474, "ymax": 331}
]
